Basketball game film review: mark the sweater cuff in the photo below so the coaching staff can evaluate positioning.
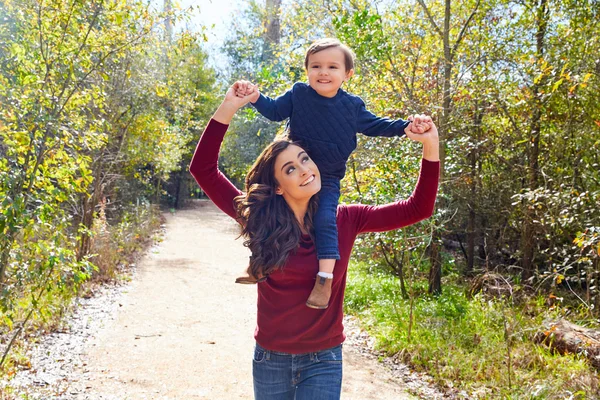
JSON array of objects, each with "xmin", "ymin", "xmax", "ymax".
[
  {"xmin": 209, "ymin": 118, "xmax": 229, "ymax": 130},
  {"xmin": 421, "ymin": 158, "xmax": 440, "ymax": 174},
  {"xmin": 252, "ymin": 93, "xmax": 268, "ymax": 108},
  {"xmin": 422, "ymin": 158, "xmax": 440, "ymax": 165}
]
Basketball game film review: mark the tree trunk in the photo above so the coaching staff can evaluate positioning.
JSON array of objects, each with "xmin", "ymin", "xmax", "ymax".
[
  {"xmin": 262, "ymin": 0, "xmax": 281, "ymax": 62},
  {"xmin": 534, "ymin": 319, "xmax": 600, "ymax": 369},
  {"xmin": 174, "ymin": 170, "xmax": 182, "ymax": 209},
  {"xmin": 521, "ymin": 0, "xmax": 548, "ymax": 279},
  {"xmin": 467, "ymin": 148, "xmax": 476, "ymax": 274},
  {"xmin": 467, "ymin": 104, "xmax": 484, "ymax": 274},
  {"xmin": 416, "ymin": 0, "xmax": 481, "ymax": 293},
  {"xmin": 164, "ymin": 0, "xmax": 173, "ymax": 44},
  {"xmin": 427, "ymin": 0, "xmax": 452, "ymax": 295}
]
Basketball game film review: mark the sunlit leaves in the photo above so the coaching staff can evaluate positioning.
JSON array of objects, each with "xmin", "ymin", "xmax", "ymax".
[
  {"xmin": 220, "ymin": 0, "xmax": 599, "ymax": 308},
  {"xmin": 0, "ymin": 0, "xmax": 218, "ymax": 365}
]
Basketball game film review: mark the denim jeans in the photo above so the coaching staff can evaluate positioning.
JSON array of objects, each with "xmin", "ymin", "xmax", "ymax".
[
  {"xmin": 314, "ymin": 178, "xmax": 341, "ymax": 260},
  {"xmin": 252, "ymin": 343, "xmax": 343, "ymax": 400}
]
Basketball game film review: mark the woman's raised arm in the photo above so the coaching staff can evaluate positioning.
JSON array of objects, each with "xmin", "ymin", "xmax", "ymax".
[
  {"xmin": 343, "ymin": 117, "xmax": 440, "ymax": 234},
  {"xmin": 189, "ymin": 82, "xmax": 257, "ymax": 219}
]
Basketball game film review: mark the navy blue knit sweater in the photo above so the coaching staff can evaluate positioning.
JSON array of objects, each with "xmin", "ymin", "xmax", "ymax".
[{"xmin": 252, "ymin": 82, "xmax": 409, "ymax": 180}]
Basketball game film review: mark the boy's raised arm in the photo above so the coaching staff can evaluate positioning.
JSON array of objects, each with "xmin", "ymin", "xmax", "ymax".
[
  {"xmin": 356, "ymin": 98, "xmax": 411, "ymax": 138},
  {"xmin": 250, "ymin": 86, "xmax": 294, "ymax": 122}
]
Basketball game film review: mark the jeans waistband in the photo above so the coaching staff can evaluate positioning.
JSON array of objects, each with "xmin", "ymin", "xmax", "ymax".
[{"xmin": 255, "ymin": 342, "xmax": 342, "ymax": 356}]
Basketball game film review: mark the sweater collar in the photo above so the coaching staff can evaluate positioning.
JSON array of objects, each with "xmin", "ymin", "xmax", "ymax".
[{"xmin": 306, "ymin": 84, "xmax": 345, "ymax": 102}]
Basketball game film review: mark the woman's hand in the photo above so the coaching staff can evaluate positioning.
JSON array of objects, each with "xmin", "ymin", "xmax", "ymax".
[
  {"xmin": 406, "ymin": 114, "xmax": 440, "ymax": 162},
  {"xmin": 225, "ymin": 80, "xmax": 258, "ymax": 109},
  {"xmin": 213, "ymin": 81, "xmax": 258, "ymax": 125},
  {"xmin": 406, "ymin": 114, "xmax": 438, "ymax": 143},
  {"xmin": 234, "ymin": 80, "xmax": 260, "ymax": 103}
]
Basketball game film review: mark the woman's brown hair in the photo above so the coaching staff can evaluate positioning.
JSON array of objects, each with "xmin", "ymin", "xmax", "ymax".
[{"xmin": 234, "ymin": 139, "xmax": 318, "ymax": 278}]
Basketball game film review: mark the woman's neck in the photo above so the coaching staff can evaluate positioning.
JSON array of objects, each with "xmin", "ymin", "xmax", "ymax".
[{"xmin": 284, "ymin": 196, "xmax": 310, "ymax": 234}]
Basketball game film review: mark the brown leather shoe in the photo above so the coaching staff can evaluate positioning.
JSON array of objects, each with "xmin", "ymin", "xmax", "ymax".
[
  {"xmin": 235, "ymin": 257, "xmax": 267, "ymax": 284},
  {"xmin": 306, "ymin": 274, "xmax": 333, "ymax": 309},
  {"xmin": 235, "ymin": 272, "xmax": 267, "ymax": 284}
]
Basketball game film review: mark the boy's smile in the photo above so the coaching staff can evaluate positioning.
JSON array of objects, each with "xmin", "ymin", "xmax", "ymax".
[{"xmin": 306, "ymin": 47, "xmax": 354, "ymax": 98}]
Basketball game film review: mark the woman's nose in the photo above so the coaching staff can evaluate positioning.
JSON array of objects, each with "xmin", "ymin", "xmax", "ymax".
[{"xmin": 299, "ymin": 164, "xmax": 310, "ymax": 175}]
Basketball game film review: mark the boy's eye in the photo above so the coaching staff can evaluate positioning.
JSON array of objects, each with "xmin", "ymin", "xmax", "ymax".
[{"xmin": 330, "ymin": 66, "xmax": 338, "ymax": 69}]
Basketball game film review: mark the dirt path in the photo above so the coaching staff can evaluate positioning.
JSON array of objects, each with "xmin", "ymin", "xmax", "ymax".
[{"xmin": 73, "ymin": 200, "xmax": 417, "ymax": 399}]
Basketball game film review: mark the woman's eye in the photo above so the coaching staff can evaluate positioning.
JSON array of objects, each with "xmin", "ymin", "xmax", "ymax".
[
  {"xmin": 302, "ymin": 156, "xmax": 310, "ymax": 163},
  {"xmin": 286, "ymin": 167, "xmax": 295, "ymax": 174}
]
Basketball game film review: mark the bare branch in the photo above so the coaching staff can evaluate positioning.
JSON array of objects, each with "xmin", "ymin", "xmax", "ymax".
[
  {"xmin": 451, "ymin": 0, "xmax": 481, "ymax": 57},
  {"xmin": 57, "ymin": 0, "xmax": 78, "ymax": 54},
  {"xmin": 416, "ymin": 0, "xmax": 443, "ymax": 38}
]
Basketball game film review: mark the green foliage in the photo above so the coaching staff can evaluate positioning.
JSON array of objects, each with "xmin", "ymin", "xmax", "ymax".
[
  {"xmin": 0, "ymin": 0, "xmax": 218, "ymax": 372},
  {"xmin": 345, "ymin": 261, "xmax": 599, "ymax": 397}
]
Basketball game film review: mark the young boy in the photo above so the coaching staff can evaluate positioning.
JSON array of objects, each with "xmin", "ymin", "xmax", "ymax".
[{"xmin": 234, "ymin": 38, "xmax": 431, "ymax": 309}]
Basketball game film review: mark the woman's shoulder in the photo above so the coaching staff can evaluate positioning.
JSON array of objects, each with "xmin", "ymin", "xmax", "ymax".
[{"xmin": 336, "ymin": 203, "xmax": 371, "ymax": 224}]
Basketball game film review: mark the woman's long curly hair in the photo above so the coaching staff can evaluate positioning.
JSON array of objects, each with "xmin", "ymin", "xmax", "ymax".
[{"xmin": 233, "ymin": 139, "xmax": 319, "ymax": 278}]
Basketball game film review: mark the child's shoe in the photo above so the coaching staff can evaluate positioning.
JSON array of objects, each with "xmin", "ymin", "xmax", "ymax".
[
  {"xmin": 235, "ymin": 256, "xmax": 267, "ymax": 284},
  {"xmin": 306, "ymin": 273, "xmax": 333, "ymax": 309}
]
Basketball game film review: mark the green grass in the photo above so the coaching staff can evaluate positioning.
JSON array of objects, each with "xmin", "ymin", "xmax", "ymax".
[
  {"xmin": 0, "ymin": 204, "xmax": 164, "ymax": 384},
  {"xmin": 344, "ymin": 261, "xmax": 599, "ymax": 399}
]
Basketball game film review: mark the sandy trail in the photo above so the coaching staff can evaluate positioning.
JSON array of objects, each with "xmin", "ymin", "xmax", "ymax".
[{"xmin": 78, "ymin": 200, "xmax": 415, "ymax": 399}]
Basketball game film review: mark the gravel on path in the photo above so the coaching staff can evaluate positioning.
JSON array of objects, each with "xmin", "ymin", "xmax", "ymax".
[{"xmin": 2, "ymin": 200, "xmax": 452, "ymax": 400}]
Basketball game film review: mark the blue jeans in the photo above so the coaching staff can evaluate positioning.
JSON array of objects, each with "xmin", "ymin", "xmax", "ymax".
[
  {"xmin": 252, "ymin": 343, "xmax": 343, "ymax": 400},
  {"xmin": 315, "ymin": 178, "xmax": 341, "ymax": 260}
]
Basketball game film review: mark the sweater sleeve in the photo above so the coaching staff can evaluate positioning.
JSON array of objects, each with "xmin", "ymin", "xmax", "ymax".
[
  {"xmin": 189, "ymin": 119, "xmax": 242, "ymax": 220},
  {"xmin": 251, "ymin": 86, "xmax": 294, "ymax": 122},
  {"xmin": 343, "ymin": 159, "xmax": 440, "ymax": 234},
  {"xmin": 356, "ymin": 97, "xmax": 410, "ymax": 138}
]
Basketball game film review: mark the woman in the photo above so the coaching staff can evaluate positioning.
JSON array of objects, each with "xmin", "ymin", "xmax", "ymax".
[{"xmin": 189, "ymin": 83, "xmax": 439, "ymax": 400}]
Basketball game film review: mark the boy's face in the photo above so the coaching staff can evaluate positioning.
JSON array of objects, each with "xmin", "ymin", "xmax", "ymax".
[{"xmin": 306, "ymin": 47, "xmax": 354, "ymax": 98}]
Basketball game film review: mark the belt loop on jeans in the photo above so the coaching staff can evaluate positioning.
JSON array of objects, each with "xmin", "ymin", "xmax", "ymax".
[{"xmin": 265, "ymin": 350, "xmax": 271, "ymax": 361}]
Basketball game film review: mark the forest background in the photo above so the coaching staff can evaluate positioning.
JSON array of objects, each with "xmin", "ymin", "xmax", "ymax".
[{"xmin": 0, "ymin": 0, "xmax": 599, "ymax": 398}]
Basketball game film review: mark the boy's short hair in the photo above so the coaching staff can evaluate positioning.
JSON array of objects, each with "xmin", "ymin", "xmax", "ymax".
[{"xmin": 304, "ymin": 38, "xmax": 355, "ymax": 72}]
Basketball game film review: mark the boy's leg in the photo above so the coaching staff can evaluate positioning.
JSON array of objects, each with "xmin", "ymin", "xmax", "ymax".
[{"xmin": 306, "ymin": 180, "xmax": 340, "ymax": 309}]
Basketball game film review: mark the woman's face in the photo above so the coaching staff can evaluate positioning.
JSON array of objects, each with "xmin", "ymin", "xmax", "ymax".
[{"xmin": 273, "ymin": 144, "xmax": 321, "ymax": 201}]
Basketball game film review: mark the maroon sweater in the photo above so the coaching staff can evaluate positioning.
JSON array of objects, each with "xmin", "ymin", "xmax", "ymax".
[{"xmin": 190, "ymin": 119, "xmax": 439, "ymax": 354}]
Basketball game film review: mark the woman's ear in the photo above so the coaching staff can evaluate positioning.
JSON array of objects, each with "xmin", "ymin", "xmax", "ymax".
[
  {"xmin": 275, "ymin": 187, "xmax": 283, "ymax": 195},
  {"xmin": 345, "ymin": 69, "xmax": 354, "ymax": 81}
]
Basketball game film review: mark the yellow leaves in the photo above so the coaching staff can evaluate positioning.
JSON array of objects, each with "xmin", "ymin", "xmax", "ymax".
[
  {"xmin": 3, "ymin": 130, "xmax": 31, "ymax": 149},
  {"xmin": 155, "ymin": 83, "xmax": 168, "ymax": 97},
  {"xmin": 551, "ymin": 78, "xmax": 563, "ymax": 92},
  {"xmin": 568, "ymin": 84, "xmax": 578, "ymax": 94}
]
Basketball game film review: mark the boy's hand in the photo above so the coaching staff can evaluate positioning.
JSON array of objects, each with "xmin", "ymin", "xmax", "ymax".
[
  {"xmin": 233, "ymin": 80, "xmax": 260, "ymax": 103},
  {"xmin": 405, "ymin": 114, "xmax": 438, "ymax": 146},
  {"xmin": 223, "ymin": 81, "xmax": 260, "ymax": 111},
  {"xmin": 405, "ymin": 114, "xmax": 433, "ymax": 135}
]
